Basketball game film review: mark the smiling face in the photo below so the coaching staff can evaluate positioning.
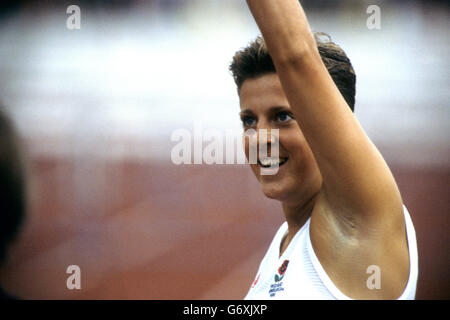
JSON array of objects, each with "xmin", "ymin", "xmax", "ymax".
[{"xmin": 239, "ymin": 73, "xmax": 323, "ymax": 205}]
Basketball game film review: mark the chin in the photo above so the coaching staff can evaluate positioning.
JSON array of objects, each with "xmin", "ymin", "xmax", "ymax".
[{"xmin": 260, "ymin": 181, "xmax": 292, "ymax": 201}]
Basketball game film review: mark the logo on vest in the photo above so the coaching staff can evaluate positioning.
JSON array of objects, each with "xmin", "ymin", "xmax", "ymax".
[
  {"xmin": 269, "ymin": 259, "xmax": 289, "ymax": 297},
  {"xmin": 251, "ymin": 273, "xmax": 260, "ymax": 288}
]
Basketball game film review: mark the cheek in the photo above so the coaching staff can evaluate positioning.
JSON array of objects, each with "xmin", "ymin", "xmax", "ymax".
[
  {"xmin": 280, "ymin": 126, "xmax": 308, "ymax": 157},
  {"xmin": 242, "ymin": 134, "xmax": 260, "ymax": 176},
  {"xmin": 280, "ymin": 126, "xmax": 319, "ymax": 175},
  {"xmin": 242, "ymin": 131, "xmax": 260, "ymax": 162}
]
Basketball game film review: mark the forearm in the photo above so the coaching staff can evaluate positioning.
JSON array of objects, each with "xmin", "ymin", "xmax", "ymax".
[
  {"xmin": 245, "ymin": 0, "xmax": 333, "ymax": 150},
  {"xmin": 246, "ymin": 0, "xmax": 316, "ymax": 61},
  {"xmin": 246, "ymin": 0, "xmax": 354, "ymax": 165}
]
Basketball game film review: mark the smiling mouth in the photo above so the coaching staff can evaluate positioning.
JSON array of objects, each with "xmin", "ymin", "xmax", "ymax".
[{"xmin": 257, "ymin": 157, "xmax": 288, "ymax": 168}]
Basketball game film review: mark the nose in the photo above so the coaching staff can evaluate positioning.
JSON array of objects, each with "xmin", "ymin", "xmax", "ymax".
[
  {"xmin": 256, "ymin": 120, "xmax": 276, "ymax": 146},
  {"xmin": 242, "ymin": 120, "xmax": 279, "ymax": 161}
]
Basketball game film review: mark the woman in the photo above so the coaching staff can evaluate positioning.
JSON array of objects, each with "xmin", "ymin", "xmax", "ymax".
[{"xmin": 229, "ymin": 0, "xmax": 418, "ymax": 299}]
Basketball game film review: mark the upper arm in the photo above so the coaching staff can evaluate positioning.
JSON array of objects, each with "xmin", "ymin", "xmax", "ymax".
[
  {"xmin": 276, "ymin": 45, "xmax": 403, "ymax": 226},
  {"xmin": 246, "ymin": 0, "xmax": 404, "ymax": 228}
]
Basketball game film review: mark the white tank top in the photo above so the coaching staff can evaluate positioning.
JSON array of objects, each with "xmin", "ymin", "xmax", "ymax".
[{"xmin": 245, "ymin": 205, "xmax": 418, "ymax": 300}]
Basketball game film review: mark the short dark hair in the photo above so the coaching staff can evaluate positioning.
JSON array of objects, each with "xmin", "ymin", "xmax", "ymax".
[
  {"xmin": 229, "ymin": 32, "xmax": 356, "ymax": 112},
  {"xmin": 0, "ymin": 108, "xmax": 27, "ymax": 265}
]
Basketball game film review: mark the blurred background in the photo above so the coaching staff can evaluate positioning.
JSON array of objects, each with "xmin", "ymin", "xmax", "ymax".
[{"xmin": 0, "ymin": 0, "xmax": 448, "ymax": 299}]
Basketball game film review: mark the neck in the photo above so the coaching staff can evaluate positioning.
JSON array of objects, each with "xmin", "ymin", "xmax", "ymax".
[{"xmin": 281, "ymin": 191, "xmax": 319, "ymax": 245}]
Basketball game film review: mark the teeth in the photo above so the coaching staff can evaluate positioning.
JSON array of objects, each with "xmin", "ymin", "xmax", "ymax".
[
  {"xmin": 259, "ymin": 158, "xmax": 287, "ymax": 167},
  {"xmin": 260, "ymin": 159, "xmax": 273, "ymax": 167}
]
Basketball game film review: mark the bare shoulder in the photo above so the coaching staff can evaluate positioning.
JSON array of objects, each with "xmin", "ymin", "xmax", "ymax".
[{"xmin": 309, "ymin": 193, "xmax": 410, "ymax": 299}]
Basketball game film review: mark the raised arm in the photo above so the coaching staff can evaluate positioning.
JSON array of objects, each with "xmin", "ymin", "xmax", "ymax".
[{"xmin": 246, "ymin": 0, "xmax": 404, "ymax": 229}]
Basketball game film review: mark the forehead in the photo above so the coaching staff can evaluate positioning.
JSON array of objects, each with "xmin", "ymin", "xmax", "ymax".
[{"xmin": 239, "ymin": 73, "xmax": 289, "ymax": 111}]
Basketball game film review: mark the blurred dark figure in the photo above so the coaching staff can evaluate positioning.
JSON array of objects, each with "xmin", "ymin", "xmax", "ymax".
[{"xmin": 0, "ymin": 107, "xmax": 27, "ymax": 300}]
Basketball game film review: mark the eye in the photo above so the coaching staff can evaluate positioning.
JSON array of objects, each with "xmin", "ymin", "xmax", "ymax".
[
  {"xmin": 241, "ymin": 115, "xmax": 257, "ymax": 127},
  {"xmin": 276, "ymin": 112, "xmax": 293, "ymax": 123}
]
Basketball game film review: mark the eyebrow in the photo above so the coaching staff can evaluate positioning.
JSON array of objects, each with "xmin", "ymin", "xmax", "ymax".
[
  {"xmin": 239, "ymin": 106, "xmax": 290, "ymax": 117},
  {"xmin": 239, "ymin": 109, "xmax": 255, "ymax": 117}
]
